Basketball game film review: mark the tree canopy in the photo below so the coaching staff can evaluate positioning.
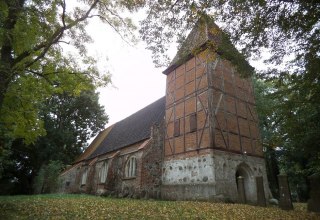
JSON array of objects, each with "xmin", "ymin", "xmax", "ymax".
[
  {"xmin": 140, "ymin": 1, "xmax": 319, "ymax": 72},
  {"xmin": 0, "ymin": 0, "xmax": 143, "ymax": 143},
  {"xmin": 0, "ymin": 89, "xmax": 108, "ymax": 194}
]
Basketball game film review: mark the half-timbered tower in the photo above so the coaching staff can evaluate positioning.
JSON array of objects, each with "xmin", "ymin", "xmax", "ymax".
[{"xmin": 160, "ymin": 21, "xmax": 269, "ymax": 202}]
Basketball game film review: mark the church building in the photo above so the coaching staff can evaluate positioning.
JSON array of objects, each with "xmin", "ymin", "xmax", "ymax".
[{"xmin": 59, "ymin": 20, "xmax": 271, "ymax": 203}]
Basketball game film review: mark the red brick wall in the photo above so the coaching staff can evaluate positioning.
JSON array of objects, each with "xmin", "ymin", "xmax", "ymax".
[
  {"xmin": 140, "ymin": 123, "xmax": 164, "ymax": 199},
  {"xmin": 164, "ymin": 50, "xmax": 263, "ymax": 159},
  {"xmin": 164, "ymin": 52, "xmax": 210, "ymax": 159},
  {"xmin": 211, "ymin": 58, "xmax": 263, "ymax": 157}
]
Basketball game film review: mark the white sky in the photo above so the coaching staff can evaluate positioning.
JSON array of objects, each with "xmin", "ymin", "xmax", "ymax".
[{"xmin": 85, "ymin": 17, "xmax": 171, "ymax": 126}]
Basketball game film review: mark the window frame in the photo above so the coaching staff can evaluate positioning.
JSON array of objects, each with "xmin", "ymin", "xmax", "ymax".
[
  {"xmin": 174, "ymin": 119, "xmax": 180, "ymax": 137},
  {"xmin": 189, "ymin": 113, "xmax": 197, "ymax": 132},
  {"xmin": 81, "ymin": 167, "xmax": 88, "ymax": 186},
  {"xmin": 99, "ymin": 160, "xmax": 109, "ymax": 184},
  {"xmin": 124, "ymin": 156, "xmax": 137, "ymax": 178}
]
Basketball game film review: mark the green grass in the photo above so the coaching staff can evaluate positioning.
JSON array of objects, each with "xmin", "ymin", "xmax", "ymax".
[{"xmin": 0, "ymin": 194, "xmax": 318, "ymax": 219}]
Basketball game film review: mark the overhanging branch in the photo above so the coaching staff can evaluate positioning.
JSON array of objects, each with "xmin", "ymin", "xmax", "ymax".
[{"xmin": 12, "ymin": 0, "xmax": 100, "ymax": 70}]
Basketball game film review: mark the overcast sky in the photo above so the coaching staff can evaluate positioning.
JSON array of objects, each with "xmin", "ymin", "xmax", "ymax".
[{"xmin": 85, "ymin": 17, "xmax": 172, "ymax": 127}]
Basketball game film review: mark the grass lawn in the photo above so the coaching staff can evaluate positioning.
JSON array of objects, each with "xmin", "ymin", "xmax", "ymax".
[{"xmin": 0, "ymin": 194, "xmax": 318, "ymax": 219}]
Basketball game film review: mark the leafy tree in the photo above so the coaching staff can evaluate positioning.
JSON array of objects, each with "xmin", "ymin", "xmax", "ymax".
[
  {"xmin": 0, "ymin": 90, "xmax": 108, "ymax": 194},
  {"xmin": 1, "ymin": 0, "xmax": 318, "ymax": 196},
  {"xmin": 253, "ymin": 75, "xmax": 319, "ymax": 200},
  {"xmin": 253, "ymin": 78, "xmax": 281, "ymax": 198},
  {"xmin": 271, "ymin": 75, "xmax": 320, "ymax": 201},
  {"xmin": 140, "ymin": 1, "xmax": 319, "ymax": 73},
  {"xmin": 0, "ymin": 0, "xmax": 143, "ymax": 144},
  {"xmin": 38, "ymin": 90, "xmax": 108, "ymax": 164},
  {"xmin": 0, "ymin": 138, "xmax": 35, "ymax": 194}
]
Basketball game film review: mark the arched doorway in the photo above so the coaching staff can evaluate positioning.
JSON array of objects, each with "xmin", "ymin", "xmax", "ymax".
[{"xmin": 235, "ymin": 163, "xmax": 256, "ymax": 203}]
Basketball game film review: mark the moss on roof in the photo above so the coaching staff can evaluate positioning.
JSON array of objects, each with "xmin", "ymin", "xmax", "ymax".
[{"xmin": 163, "ymin": 17, "xmax": 254, "ymax": 77}]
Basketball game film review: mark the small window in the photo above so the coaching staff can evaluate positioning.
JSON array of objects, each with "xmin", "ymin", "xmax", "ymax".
[
  {"xmin": 190, "ymin": 113, "xmax": 197, "ymax": 132},
  {"xmin": 125, "ymin": 157, "xmax": 137, "ymax": 178},
  {"xmin": 99, "ymin": 161, "xmax": 109, "ymax": 183},
  {"xmin": 174, "ymin": 119, "xmax": 180, "ymax": 137},
  {"xmin": 81, "ymin": 167, "xmax": 88, "ymax": 185}
]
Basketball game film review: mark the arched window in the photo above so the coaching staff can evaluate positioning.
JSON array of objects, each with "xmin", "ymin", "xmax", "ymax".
[
  {"xmin": 125, "ymin": 157, "xmax": 137, "ymax": 178},
  {"xmin": 99, "ymin": 161, "xmax": 109, "ymax": 183},
  {"xmin": 81, "ymin": 167, "xmax": 88, "ymax": 185}
]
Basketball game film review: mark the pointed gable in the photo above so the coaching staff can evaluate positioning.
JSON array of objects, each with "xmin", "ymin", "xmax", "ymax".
[{"xmin": 163, "ymin": 16, "xmax": 253, "ymax": 77}]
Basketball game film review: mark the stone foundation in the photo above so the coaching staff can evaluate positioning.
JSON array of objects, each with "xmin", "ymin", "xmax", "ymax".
[
  {"xmin": 213, "ymin": 150, "xmax": 271, "ymax": 203},
  {"xmin": 161, "ymin": 150, "xmax": 271, "ymax": 203}
]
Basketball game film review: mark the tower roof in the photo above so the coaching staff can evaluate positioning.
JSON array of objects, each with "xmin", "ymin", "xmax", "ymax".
[{"xmin": 163, "ymin": 17, "xmax": 253, "ymax": 77}]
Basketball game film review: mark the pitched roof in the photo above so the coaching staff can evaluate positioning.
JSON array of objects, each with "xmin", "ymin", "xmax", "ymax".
[
  {"xmin": 86, "ymin": 96, "xmax": 165, "ymax": 160},
  {"xmin": 74, "ymin": 125, "xmax": 114, "ymax": 163},
  {"xmin": 163, "ymin": 16, "xmax": 253, "ymax": 77}
]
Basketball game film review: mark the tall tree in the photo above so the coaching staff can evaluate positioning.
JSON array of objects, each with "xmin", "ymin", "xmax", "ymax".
[
  {"xmin": 0, "ymin": 0, "xmax": 142, "ymax": 143},
  {"xmin": 0, "ymin": 90, "xmax": 108, "ymax": 194},
  {"xmin": 252, "ymin": 74, "xmax": 319, "ymax": 200},
  {"xmin": 1, "ymin": 0, "xmax": 318, "ymax": 193},
  {"xmin": 39, "ymin": 90, "xmax": 108, "ymax": 163},
  {"xmin": 253, "ymin": 78, "xmax": 281, "ymax": 198}
]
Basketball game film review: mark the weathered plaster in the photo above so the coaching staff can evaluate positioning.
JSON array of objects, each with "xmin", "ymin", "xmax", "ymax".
[
  {"xmin": 161, "ymin": 150, "xmax": 271, "ymax": 202},
  {"xmin": 162, "ymin": 155, "xmax": 215, "ymax": 185}
]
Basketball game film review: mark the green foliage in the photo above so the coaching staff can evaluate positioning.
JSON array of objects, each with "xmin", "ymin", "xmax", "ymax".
[
  {"xmin": 253, "ymin": 78, "xmax": 281, "ymax": 148},
  {"xmin": 0, "ymin": 195, "xmax": 317, "ymax": 219},
  {"xmin": 0, "ymin": 144, "xmax": 12, "ymax": 180},
  {"xmin": 140, "ymin": 1, "xmax": 210, "ymax": 67},
  {"xmin": 213, "ymin": 1, "xmax": 319, "ymax": 75},
  {"xmin": 140, "ymin": 1, "xmax": 319, "ymax": 75},
  {"xmin": 33, "ymin": 160, "xmax": 64, "ymax": 194},
  {"xmin": 38, "ymin": 90, "xmax": 109, "ymax": 161},
  {"xmin": 272, "ymin": 73, "xmax": 320, "ymax": 200},
  {"xmin": 253, "ymin": 75, "xmax": 320, "ymax": 200},
  {"xmin": 0, "ymin": 89, "xmax": 108, "ymax": 195},
  {"xmin": 0, "ymin": 0, "xmax": 139, "ymax": 143},
  {"xmin": 253, "ymin": 78, "xmax": 281, "ymax": 198},
  {"xmin": 271, "ymin": 73, "xmax": 320, "ymax": 173},
  {"xmin": 0, "ymin": 50, "xmax": 110, "ymax": 144}
]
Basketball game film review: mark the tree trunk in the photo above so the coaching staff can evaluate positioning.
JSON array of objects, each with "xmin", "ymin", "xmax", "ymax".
[
  {"xmin": 0, "ymin": 0, "xmax": 26, "ymax": 111},
  {"xmin": 0, "ymin": 69, "xmax": 11, "ymax": 111}
]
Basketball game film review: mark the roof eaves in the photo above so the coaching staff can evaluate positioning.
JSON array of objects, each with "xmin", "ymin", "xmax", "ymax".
[{"xmin": 73, "ymin": 124, "xmax": 115, "ymax": 164}]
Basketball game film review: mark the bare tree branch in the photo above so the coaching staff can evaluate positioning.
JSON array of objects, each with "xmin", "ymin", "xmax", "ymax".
[
  {"xmin": 26, "ymin": 69, "xmax": 54, "ymax": 85},
  {"xmin": 57, "ymin": 40, "xmax": 70, "ymax": 45},
  {"xmin": 62, "ymin": 0, "xmax": 66, "ymax": 28},
  {"xmin": 89, "ymin": 14, "xmax": 133, "ymax": 46}
]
